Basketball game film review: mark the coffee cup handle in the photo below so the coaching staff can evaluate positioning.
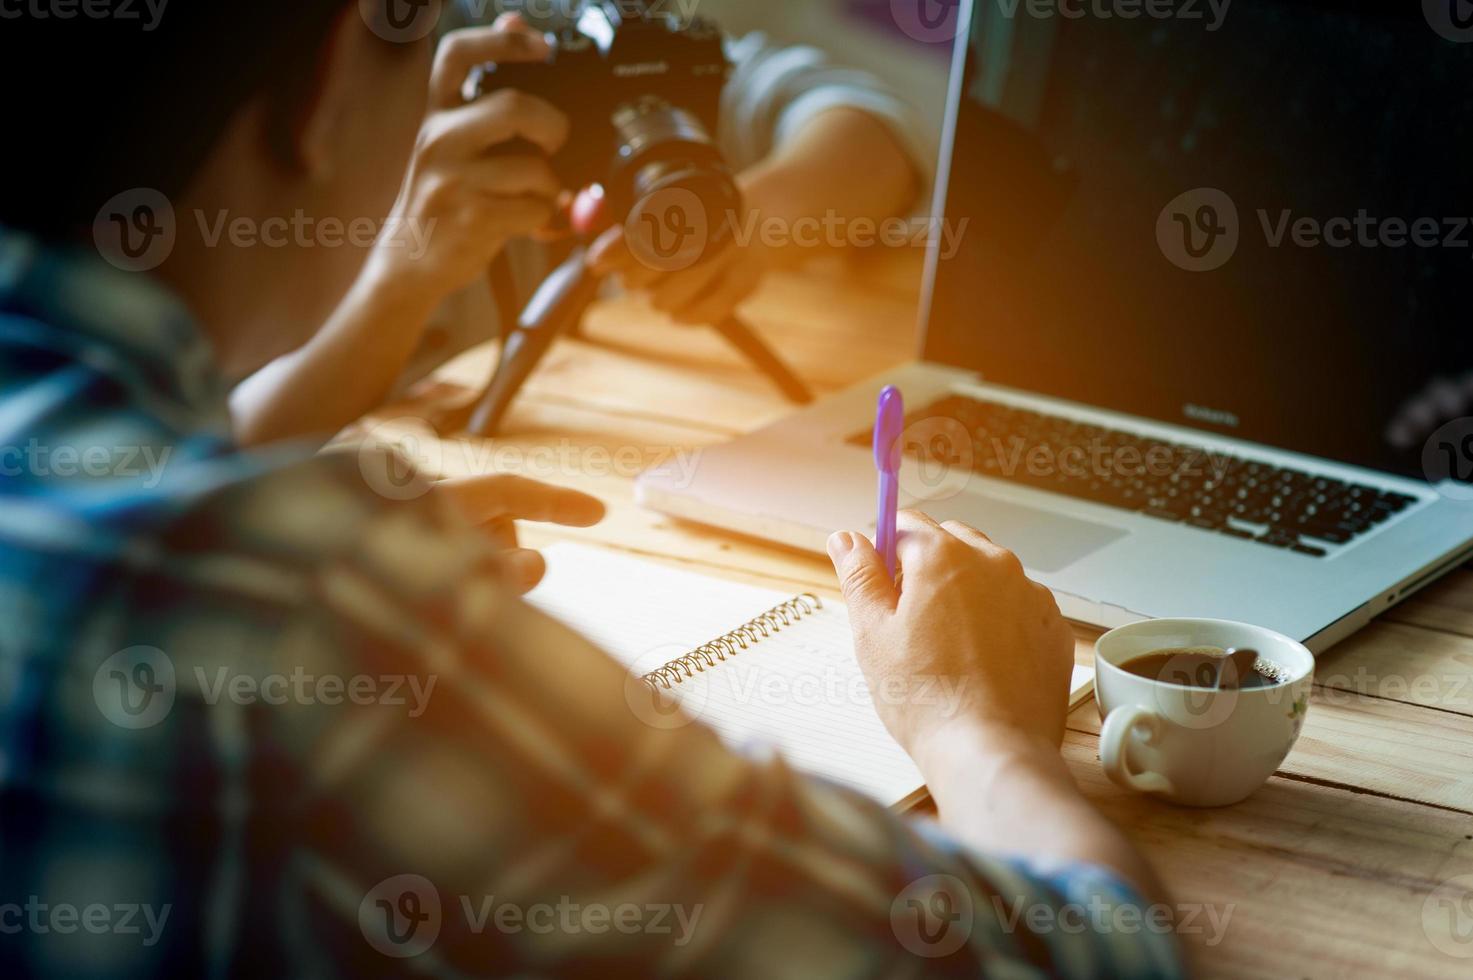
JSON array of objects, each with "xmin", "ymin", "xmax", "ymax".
[{"xmin": 1100, "ymin": 705, "xmax": 1176, "ymax": 796}]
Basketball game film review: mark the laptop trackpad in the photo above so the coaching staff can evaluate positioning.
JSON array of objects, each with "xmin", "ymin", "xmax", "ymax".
[{"xmin": 915, "ymin": 494, "xmax": 1127, "ymax": 573}]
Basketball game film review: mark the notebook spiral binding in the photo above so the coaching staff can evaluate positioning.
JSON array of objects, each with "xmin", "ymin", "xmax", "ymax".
[{"xmin": 642, "ymin": 593, "xmax": 824, "ymax": 690}]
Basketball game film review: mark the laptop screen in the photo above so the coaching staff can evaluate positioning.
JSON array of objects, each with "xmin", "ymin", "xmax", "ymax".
[{"xmin": 921, "ymin": 0, "xmax": 1473, "ymax": 479}]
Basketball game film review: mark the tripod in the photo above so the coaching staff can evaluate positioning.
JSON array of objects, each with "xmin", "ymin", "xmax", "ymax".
[{"xmin": 463, "ymin": 246, "xmax": 814, "ymax": 437}]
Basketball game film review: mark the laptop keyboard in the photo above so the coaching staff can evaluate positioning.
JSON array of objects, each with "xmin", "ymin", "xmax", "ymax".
[{"xmin": 848, "ymin": 394, "xmax": 1420, "ymax": 558}]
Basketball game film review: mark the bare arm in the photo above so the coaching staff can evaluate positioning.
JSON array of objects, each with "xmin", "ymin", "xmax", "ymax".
[
  {"xmin": 232, "ymin": 19, "xmax": 565, "ymax": 447},
  {"xmin": 231, "ymin": 266, "xmax": 443, "ymax": 446},
  {"xmin": 828, "ymin": 513, "xmax": 1167, "ymax": 902},
  {"xmin": 918, "ymin": 722, "xmax": 1166, "ymax": 901},
  {"xmin": 740, "ymin": 104, "xmax": 923, "ymax": 268}
]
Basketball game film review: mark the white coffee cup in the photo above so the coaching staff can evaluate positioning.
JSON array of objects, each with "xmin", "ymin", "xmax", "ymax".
[{"xmin": 1095, "ymin": 618, "xmax": 1315, "ymax": 807}]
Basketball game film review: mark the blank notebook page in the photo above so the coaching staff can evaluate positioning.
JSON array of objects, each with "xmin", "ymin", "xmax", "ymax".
[{"xmin": 527, "ymin": 543, "xmax": 925, "ymax": 806}]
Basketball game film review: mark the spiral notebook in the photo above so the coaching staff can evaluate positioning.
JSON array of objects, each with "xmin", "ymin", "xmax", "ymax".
[{"xmin": 529, "ymin": 543, "xmax": 1093, "ymax": 810}]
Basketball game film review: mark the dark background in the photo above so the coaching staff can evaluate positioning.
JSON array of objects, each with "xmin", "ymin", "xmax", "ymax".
[{"xmin": 925, "ymin": 0, "xmax": 1473, "ymax": 478}]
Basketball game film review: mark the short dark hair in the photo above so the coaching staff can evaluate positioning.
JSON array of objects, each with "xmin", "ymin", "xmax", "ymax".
[{"xmin": 1, "ymin": 2, "xmax": 363, "ymax": 241}]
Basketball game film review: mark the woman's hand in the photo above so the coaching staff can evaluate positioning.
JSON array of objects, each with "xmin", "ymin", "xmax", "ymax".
[{"xmin": 437, "ymin": 474, "xmax": 605, "ymax": 594}]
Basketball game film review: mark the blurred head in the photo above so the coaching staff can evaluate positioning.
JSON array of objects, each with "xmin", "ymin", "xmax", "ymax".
[{"xmin": 3, "ymin": 3, "xmax": 436, "ymax": 377}]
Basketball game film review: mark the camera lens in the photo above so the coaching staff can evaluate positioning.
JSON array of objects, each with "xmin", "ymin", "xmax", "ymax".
[{"xmin": 608, "ymin": 97, "xmax": 741, "ymax": 269}]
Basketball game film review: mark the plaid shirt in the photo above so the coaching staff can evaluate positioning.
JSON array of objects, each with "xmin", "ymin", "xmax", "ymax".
[{"xmin": 0, "ymin": 231, "xmax": 1185, "ymax": 979}]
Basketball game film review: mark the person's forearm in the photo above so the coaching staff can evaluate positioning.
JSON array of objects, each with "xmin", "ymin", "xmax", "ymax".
[
  {"xmin": 915, "ymin": 721, "xmax": 1169, "ymax": 905},
  {"xmin": 231, "ymin": 264, "xmax": 441, "ymax": 447},
  {"xmin": 739, "ymin": 106, "xmax": 922, "ymax": 266}
]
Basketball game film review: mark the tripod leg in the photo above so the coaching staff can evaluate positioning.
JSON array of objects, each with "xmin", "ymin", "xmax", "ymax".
[
  {"xmin": 711, "ymin": 316, "xmax": 814, "ymax": 404},
  {"xmin": 465, "ymin": 247, "xmax": 604, "ymax": 437}
]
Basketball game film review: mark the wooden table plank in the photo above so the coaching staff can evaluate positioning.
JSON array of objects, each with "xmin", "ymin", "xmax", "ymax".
[
  {"xmin": 1314, "ymin": 621, "xmax": 1473, "ymax": 716},
  {"xmin": 1067, "ymin": 683, "xmax": 1473, "ymax": 815},
  {"xmin": 1060, "ymin": 732, "xmax": 1473, "ymax": 979},
  {"xmin": 1389, "ymin": 570, "xmax": 1473, "ymax": 639}
]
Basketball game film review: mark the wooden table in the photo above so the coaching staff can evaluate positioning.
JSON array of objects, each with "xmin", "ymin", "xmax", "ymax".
[{"xmin": 370, "ymin": 253, "xmax": 1473, "ymax": 979}]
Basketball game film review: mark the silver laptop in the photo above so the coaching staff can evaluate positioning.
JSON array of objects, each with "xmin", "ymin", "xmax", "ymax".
[{"xmin": 639, "ymin": 0, "xmax": 1473, "ymax": 651}]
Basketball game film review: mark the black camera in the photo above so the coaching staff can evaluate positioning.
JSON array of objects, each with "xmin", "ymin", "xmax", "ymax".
[
  {"xmin": 469, "ymin": 1, "xmax": 740, "ymax": 263},
  {"xmin": 459, "ymin": 1, "xmax": 812, "ymax": 438}
]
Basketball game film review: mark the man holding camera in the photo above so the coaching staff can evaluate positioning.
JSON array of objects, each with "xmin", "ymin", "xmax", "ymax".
[
  {"xmin": 229, "ymin": 8, "xmax": 935, "ymax": 449},
  {"xmin": 0, "ymin": 4, "xmax": 1182, "ymax": 977}
]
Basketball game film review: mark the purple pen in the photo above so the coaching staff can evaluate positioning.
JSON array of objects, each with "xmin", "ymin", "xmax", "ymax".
[{"xmin": 873, "ymin": 386, "xmax": 904, "ymax": 579}]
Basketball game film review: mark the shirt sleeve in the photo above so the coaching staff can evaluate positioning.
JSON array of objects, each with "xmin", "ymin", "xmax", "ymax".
[
  {"xmin": 721, "ymin": 31, "xmax": 937, "ymax": 212},
  {"xmin": 195, "ymin": 451, "xmax": 1187, "ymax": 978}
]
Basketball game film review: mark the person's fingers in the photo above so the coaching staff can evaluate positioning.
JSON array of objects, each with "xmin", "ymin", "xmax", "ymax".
[
  {"xmin": 440, "ymin": 475, "xmax": 606, "ymax": 527},
  {"xmin": 457, "ymin": 154, "xmax": 563, "ymax": 203},
  {"xmin": 893, "ymin": 510, "xmax": 961, "ymax": 579},
  {"xmin": 587, "ymin": 226, "xmax": 634, "ymax": 274},
  {"xmin": 618, "ymin": 258, "xmax": 664, "ymax": 292},
  {"xmin": 648, "ymin": 254, "xmax": 734, "ymax": 320},
  {"xmin": 475, "ymin": 196, "xmax": 558, "ymax": 238},
  {"xmin": 671, "ymin": 258, "xmax": 763, "ymax": 326},
  {"xmin": 935, "ymin": 518, "xmax": 1029, "ymax": 584},
  {"xmin": 897, "ymin": 509, "xmax": 943, "ymax": 532},
  {"xmin": 482, "ymin": 516, "xmax": 519, "ymax": 552},
  {"xmin": 1033, "ymin": 580, "xmax": 1064, "ymax": 619},
  {"xmin": 491, "ymin": 11, "xmax": 531, "ymax": 32},
  {"xmin": 895, "ymin": 509, "xmax": 947, "ymax": 555},
  {"xmin": 588, "ymin": 227, "xmax": 677, "ymax": 290},
  {"xmin": 431, "ymin": 24, "xmax": 552, "ymax": 109},
  {"xmin": 589, "ymin": 229, "xmax": 671, "ymax": 290},
  {"xmin": 828, "ymin": 531, "xmax": 899, "ymax": 620},
  {"xmin": 428, "ymin": 90, "xmax": 570, "ymax": 158},
  {"xmin": 497, "ymin": 548, "xmax": 547, "ymax": 594},
  {"xmin": 939, "ymin": 519, "xmax": 995, "ymax": 550}
]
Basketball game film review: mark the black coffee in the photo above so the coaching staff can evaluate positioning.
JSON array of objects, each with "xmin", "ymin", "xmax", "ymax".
[{"xmin": 1119, "ymin": 647, "xmax": 1290, "ymax": 689}]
